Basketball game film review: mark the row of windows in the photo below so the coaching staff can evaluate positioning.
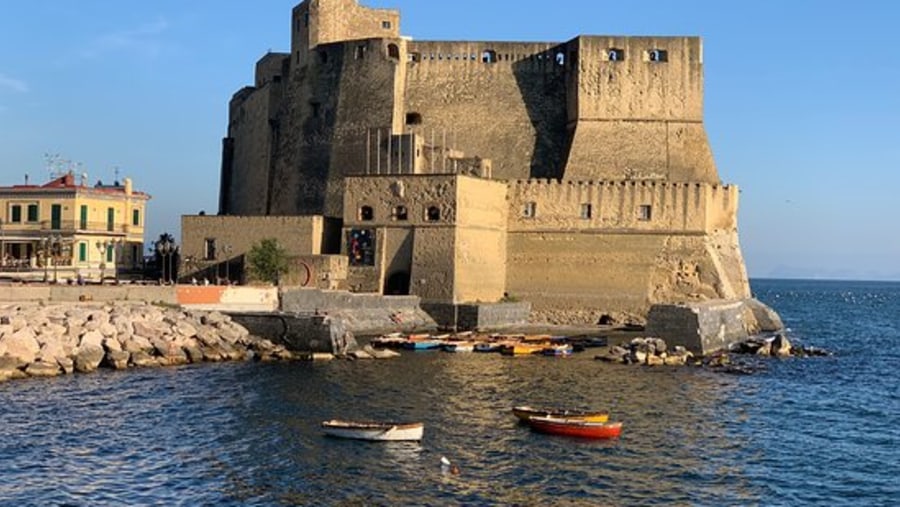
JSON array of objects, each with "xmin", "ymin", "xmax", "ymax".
[
  {"xmin": 522, "ymin": 202, "xmax": 653, "ymax": 221},
  {"xmin": 407, "ymin": 48, "xmax": 669, "ymax": 65},
  {"xmin": 358, "ymin": 205, "xmax": 441, "ymax": 222},
  {"xmin": 5, "ymin": 204, "xmax": 140, "ymax": 228}
]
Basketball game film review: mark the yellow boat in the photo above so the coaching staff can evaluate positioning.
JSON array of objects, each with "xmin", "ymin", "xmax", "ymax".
[
  {"xmin": 512, "ymin": 405, "xmax": 610, "ymax": 423},
  {"xmin": 500, "ymin": 343, "xmax": 547, "ymax": 356}
]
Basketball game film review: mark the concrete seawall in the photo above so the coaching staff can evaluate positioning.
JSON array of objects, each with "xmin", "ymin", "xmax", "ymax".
[{"xmin": 646, "ymin": 298, "xmax": 784, "ymax": 355}]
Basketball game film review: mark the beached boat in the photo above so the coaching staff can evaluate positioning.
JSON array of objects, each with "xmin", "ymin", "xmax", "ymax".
[
  {"xmin": 321, "ymin": 420, "xmax": 425, "ymax": 441},
  {"xmin": 442, "ymin": 341, "xmax": 475, "ymax": 353},
  {"xmin": 402, "ymin": 340, "xmax": 444, "ymax": 350},
  {"xmin": 473, "ymin": 342, "xmax": 502, "ymax": 353},
  {"xmin": 370, "ymin": 335, "xmax": 408, "ymax": 349},
  {"xmin": 541, "ymin": 344, "xmax": 574, "ymax": 356},
  {"xmin": 500, "ymin": 342, "xmax": 547, "ymax": 356},
  {"xmin": 512, "ymin": 405, "xmax": 610, "ymax": 423},
  {"xmin": 525, "ymin": 417, "xmax": 622, "ymax": 439}
]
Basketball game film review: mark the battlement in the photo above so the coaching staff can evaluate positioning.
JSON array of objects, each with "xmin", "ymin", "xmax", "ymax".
[
  {"xmin": 291, "ymin": 0, "xmax": 400, "ymax": 68},
  {"xmin": 507, "ymin": 179, "xmax": 737, "ymax": 234}
]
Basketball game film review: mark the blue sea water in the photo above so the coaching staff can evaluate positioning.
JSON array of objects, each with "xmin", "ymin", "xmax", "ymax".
[{"xmin": 0, "ymin": 279, "xmax": 898, "ymax": 506}]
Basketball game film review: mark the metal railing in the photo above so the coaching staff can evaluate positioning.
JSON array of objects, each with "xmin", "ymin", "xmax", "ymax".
[{"xmin": 0, "ymin": 220, "xmax": 136, "ymax": 234}]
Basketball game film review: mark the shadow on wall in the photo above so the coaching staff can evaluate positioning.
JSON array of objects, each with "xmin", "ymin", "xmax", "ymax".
[{"xmin": 512, "ymin": 46, "xmax": 569, "ymax": 179}]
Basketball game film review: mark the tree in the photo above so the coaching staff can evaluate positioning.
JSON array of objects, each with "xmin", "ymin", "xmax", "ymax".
[{"xmin": 247, "ymin": 238, "xmax": 288, "ymax": 285}]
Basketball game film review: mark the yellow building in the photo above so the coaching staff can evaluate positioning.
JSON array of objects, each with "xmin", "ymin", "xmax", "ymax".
[{"xmin": 0, "ymin": 173, "xmax": 150, "ymax": 282}]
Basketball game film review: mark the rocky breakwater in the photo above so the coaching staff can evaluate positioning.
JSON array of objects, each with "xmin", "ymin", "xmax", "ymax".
[
  {"xmin": 597, "ymin": 334, "xmax": 832, "ymax": 374},
  {"xmin": 0, "ymin": 302, "xmax": 297, "ymax": 383}
]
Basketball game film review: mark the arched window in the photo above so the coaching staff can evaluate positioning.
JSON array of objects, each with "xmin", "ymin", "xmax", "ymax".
[
  {"xmin": 482, "ymin": 50, "xmax": 497, "ymax": 63},
  {"xmin": 359, "ymin": 205, "xmax": 374, "ymax": 221},
  {"xmin": 648, "ymin": 49, "xmax": 668, "ymax": 62},
  {"xmin": 425, "ymin": 206, "xmax": 441, "ymax": 222},
  {"xmin": 555, "ymin": 52, "xmax": 565, "ymax": 66},
  {"xmin": 608, "ymin": 48, "xmax": 625, "ymax": 62},
  {"xmin": 387, "ymin": 43, "xmax": 400, "ymax": 60}
]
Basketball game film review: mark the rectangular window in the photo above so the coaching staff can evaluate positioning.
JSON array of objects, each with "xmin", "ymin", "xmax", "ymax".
[
  {"xmin": 580, "ymin": 203, "xmax": 592, "ymax": 219},
  {"xmin": 204, "ymin": 238, "xmax": 217, "ymax": 260},
  {"xmin": 51, "ymin": 204, "xmax": 61, "ymax": 230},
  {"xmin": 79, "ymin": 242, "xmax": 87, "ymax": 262},
  {"xmin": 10, "ymin": 205, "xmax": 21, "ymax": 223},
  {"xmin": 132, "ymin": 209, "xmax": 140, "ymax": 226},
  {"xmin": 107, "ymin": 207, "xmax": 115, "ymax": 232},
  {"xmin": 80, "ymin": 205, "xmax": 88, "ymax": 230},
  {"xmin": 26, "ymin": 204, "xmax": 38, "ymax": 222},
  {"xmin": 639, "ymin": 205, "xmax": 653, "ymax": 221},
  {"xmin": 355, "ymin": 45, "xmax": 366, "ymax": 59},
  {"xmin": 523, "ymin": 202, "xmax": 537, "ymax": 218},
  {"xmin": 106, "ymin": 245, "xmax": 113, "ymax": 263},
  {"xmin": 382, "ymin": 20, "xmax": 392, "ymax": 29}
]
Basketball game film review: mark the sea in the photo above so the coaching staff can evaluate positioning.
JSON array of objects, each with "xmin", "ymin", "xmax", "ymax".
[{"xmin": 0, "ymin": 279, "xmax": 898, "ymax": 506}]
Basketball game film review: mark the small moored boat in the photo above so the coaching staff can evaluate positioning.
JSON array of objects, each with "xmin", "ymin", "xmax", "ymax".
[
  {"xmin": 526, "ymin": 416, "xmax": 622, "ymax": 439},
  {"xmin": 512, "ymin": 405, "xmax": 609, "ymax": 423},
  {"xmin": 321, "ymin": 420, "xmax": 424, "ymax": 441}
]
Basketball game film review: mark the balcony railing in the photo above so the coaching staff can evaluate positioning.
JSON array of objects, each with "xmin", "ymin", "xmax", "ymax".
[{"xmin": 1, "ymin": 220, "xmax": 134, "ymax": 234}]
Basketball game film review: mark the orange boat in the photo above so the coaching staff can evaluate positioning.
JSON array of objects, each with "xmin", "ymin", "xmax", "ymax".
[
  {"xmin": 512, "ymin": 406, "xmax": 609, "ymax": 423},
  {"xmin": 526, "ymin": 416, "xmax": 623, "ymax": 439}
]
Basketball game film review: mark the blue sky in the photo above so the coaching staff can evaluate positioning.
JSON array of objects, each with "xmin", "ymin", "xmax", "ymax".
[{"xmin": 1, "ymin": 1, "xmax": 898, "ymax": 280}]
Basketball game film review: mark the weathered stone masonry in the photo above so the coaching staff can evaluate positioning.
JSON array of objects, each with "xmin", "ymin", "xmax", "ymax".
[{"xmin": 197, "ymin": 0, "xmax": 752, "ymax": 324}]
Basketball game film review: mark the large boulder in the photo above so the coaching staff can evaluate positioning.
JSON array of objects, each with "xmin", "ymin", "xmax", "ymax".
[
  {"xmin": 25, "ymin": 361, "xmax": 62, "ymax": 378},
  {"xmin": 1, "ymin": 328, "xmax": 41, "ymax": 363},
  {"xmin": 104, "ymin": 350, "xmax": 130, "ymax": 370},
  {"xmin": 74, "ymin": 345, "xmax": 105, "ymax": 373},
  {"xmin": 79, "ymin": 330, "xmax": 105, "ymax": 350}
]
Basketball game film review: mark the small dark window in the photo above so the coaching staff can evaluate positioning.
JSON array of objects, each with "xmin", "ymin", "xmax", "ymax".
[
  {"xmin": 408, "ymin": 52, "xmax": 421, "ymax": 62},
  {"xmin": 648, "ymin": 49, "xmax": 668, "ymax": 62},
  {"xmin": 406, "ymin": 112, "xmax": 422, "ymax": 125},
  {"xmin": 382, "ymin": 20, "xmax": 392, "ymax": 29},
  {"xmin": 580, "ymin": 203, "xmax": 592, "ymax": 219},
  {"xmin": 310, "ymin": 101, "xmax": 321, "ymax": 118},
  {"xmin": 425, "ymin": 206, "xmax": 440, "ymax": 222},
  {"xmin": 26, "ymin": 204, "xmax": 38, "ymax": 222},
  {"xmin": 393, "ymin": 205, "xmax": 408, "ymax": 221},
  {"xmin": 355, "ymin": 45, "xmax": 366, "ymax": 59},
  {"xmin": 10, "ymin": 204, "xmax": 22, "ymax": 223},
  {"xmin": 319, "ymin": 51, "xmax": 328, "ymax": 64},
  {"xmin": 555, "ymin": 52, "xmax": 565, "ymax": 66},
  {"xmin": 359, "ymin": 205, "xmax": 374, "ymax": 221},
  {"xmin": 204, "ymin": 238, "xmax": 217, "ymax": 260},
  {"xmin": 387, "ymin": 43, "xmax": 400, "ymax": 60},
  {"xmin": 304, "ymin": 12, "xmax": 310, "ymax": 27},
  {"xmin": 482, "ymin": 50, "xmax": 497, "ymax": 63},
  {"xmin": 132, "ymin": 209, "xmax": 140, "ymax": 226},
  {"xmin": 639, "ymin": 205, "xmax": 652, "ymax": 221},
  {"xmin": 523, "ymin": 202, "xmax": 537, "ymax": 218},
  {"xmin": 608, "ymin": 48, "xmax": 625, "ymax": 61}
]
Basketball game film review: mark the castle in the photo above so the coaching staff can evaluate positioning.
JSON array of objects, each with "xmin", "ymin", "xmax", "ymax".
[{"xmin": 182, "ymin": 0, "xmax": 751, "ymax": 323}]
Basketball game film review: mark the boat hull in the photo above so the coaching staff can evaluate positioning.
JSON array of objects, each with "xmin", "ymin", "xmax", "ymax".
[
  {"xmin": 526, "ymin": 417, "xmax": 622, "ymax": 439},
  {"xmin": 321, "ymin": 420, "xmax": 424, "ymax": 441},
  {"xmin": 512, "ymin": 406, "xmax": 609, "ymax": 423}
]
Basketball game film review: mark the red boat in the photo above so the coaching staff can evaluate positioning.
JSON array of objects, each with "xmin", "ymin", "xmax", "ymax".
[{"xmin": 526, "ymin": 416, "xmax": 623, "ymax": 439}]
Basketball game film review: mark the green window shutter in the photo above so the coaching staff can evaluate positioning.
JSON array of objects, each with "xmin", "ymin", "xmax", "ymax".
[
  {"xmin": 107, "ymin": 208, "xmax": 115, "ymax": 232},
  {"xmin": 11, "ymin": 205, "xmax": 21, "ymax": 223},
  {"xmin": 80, "ymin": 205, "xmax": 88, "ymax": 229},
  {"xmin": 132, "ymin": 209, "xmax": 140, "ymax": 226},
  {"xmin": 27, "ymin": 204, "xmax": 38, "ymax": 222},
  {"xmin": 106, "ymin": 245, "xmax": 113, "ymax": 262},
  {"xmin": 51, "ymin": 204, "xmax": 61, "ymax": 230},
  {"xmin": 79, "ymin": 242, "xmax": 87, "ymax": 262}
]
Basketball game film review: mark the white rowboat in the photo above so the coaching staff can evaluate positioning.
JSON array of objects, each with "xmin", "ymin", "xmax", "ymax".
[{"xmin": 321, "ymin": 420, "xmax": 424, "ymax": 441}]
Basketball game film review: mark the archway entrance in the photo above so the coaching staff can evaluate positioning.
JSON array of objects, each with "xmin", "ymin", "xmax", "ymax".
[{"xmin": 384, "ymin": 271, "xmax": 410, "ymax": 295}]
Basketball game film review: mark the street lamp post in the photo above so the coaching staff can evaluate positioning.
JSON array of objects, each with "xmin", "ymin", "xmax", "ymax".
[{"xmin": 155, "ymin": 238, "xmax": 176, "ymax": 284}]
